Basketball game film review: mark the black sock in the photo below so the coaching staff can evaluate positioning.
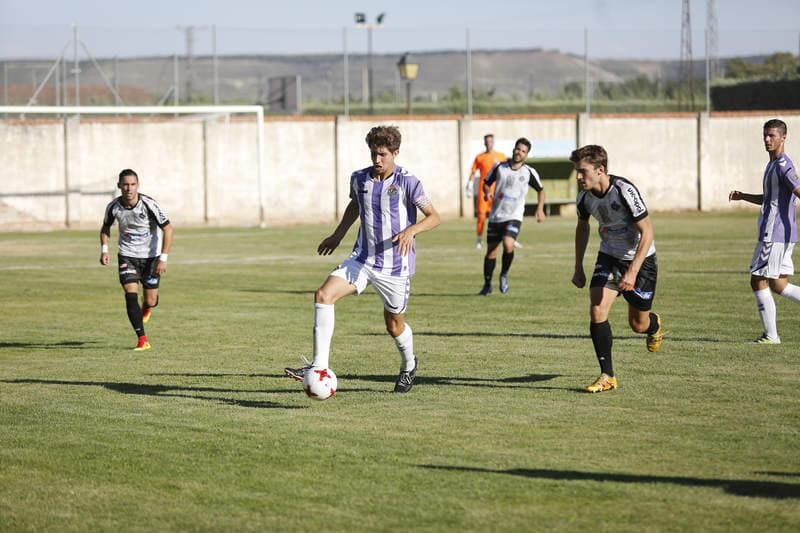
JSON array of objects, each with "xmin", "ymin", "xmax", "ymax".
[
  {"xmin": 483, "ymin": 257, "xmax": 496, "ymax": 284},
  {"xmin": 645, "ymin": 312, "xmax": 659, "ymax": 335},
  {"xmin": 590, "ymin": 321, "xmax": 613, "ymax": 377},
  {"xmin": 125, "ymin": 292, "xmax": 145, "ymax": 337},
  {"xmin": 501, "ymin": 251, "xmax": 514, "ymax": 275}
]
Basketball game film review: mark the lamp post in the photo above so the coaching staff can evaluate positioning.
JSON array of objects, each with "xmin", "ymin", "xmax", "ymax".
[
  {"xmin": 355, "ymin": 12, "xmax": 385, "ymax": 114},
  {"xmin": 396, "ymin": 53, "xmax": 419, "ymax": 115}
]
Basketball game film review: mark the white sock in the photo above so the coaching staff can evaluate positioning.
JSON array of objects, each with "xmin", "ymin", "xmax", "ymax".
[
  {"xmin": 779, "ymin": 283, "xmax": 800, "ymax": 304},
  {"xmin": 393, "ymin": 324, "xmax": 415, "ymax": 371},
  {"xmin": 754, "ymin": 288, "xmax": 779, "ymax": 339},
  {"xmin": 312, "ymin": 303, "xmax": 334, "ymax": 368}
]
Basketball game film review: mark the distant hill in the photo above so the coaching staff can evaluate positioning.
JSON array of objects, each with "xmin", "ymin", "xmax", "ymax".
[{"xmin": 1, "ymin": 48, "xmax": 716, "ymax": 106}]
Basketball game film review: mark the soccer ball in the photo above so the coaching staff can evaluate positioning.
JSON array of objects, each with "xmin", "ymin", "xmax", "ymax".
[{"xmin": 303, "ymin": 367, "xmax": 337, "ymax": 401}]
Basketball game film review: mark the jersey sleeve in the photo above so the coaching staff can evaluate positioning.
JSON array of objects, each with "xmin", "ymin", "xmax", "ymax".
[
  {"xmin": 470, "ymin": 156, "xmax": 480, "ymax": 176},
  {"xmin": 576, "ymin": 192, "xmax": 590, "ymax": 220},
  {"xmin": 102, "ymin": 199, "xmax": 117, "ymax": 229},
  {"xmin": 617, "ymin": 178, "xmax": 649, "ymax": 222},
  {"xmin": 778, "ymin": 157, "xmax": 800, "ymax": 192},
  {"xmin": 141, "ymin": 195, "xmax": 170, "ymax": 228},
  {"xmin": 527, "ymin": 165, "xmax": 543, "ymax": 192},
  {"xmin": 408, "ymin": 176, "xmax": 432, "ymax": 210},
  {"xmin": 484, "ymin": 163, "xmax": 501, "ymax": 186},
  {"xmin": 349, "ymin": 172, "xmax": 358, "ymax": 201}
]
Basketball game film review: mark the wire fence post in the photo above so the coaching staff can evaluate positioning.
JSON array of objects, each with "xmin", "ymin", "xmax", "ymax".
[
  {"xmin": 343, "ymin": 27, "xmax": 349, "ymax": 117},
  {"xmin": 466, "ymin": 28, "xmax": 472, "ymax": 117}
]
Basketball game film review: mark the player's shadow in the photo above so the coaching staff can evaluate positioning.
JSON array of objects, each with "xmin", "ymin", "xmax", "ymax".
[
  {"xmin": 146, "ymin": 373, "xmax": 374, "ymax": 394},
  {"xmin": 239, "ymin": 288, "xmax": 311, "ymax": 295},
  {"xmin": 359, "ymin": 331, "xmax": 725, "ymax": 343},
  {"xmin": 419, "ymin": 465, "xmax": 800, "ymax": 500},
  {"xmin": 673, "ymin": 269, "xmax": 747, "ymax": 275},
  {"xmin": 0, "ymin": 340, "xmax": 97, "ymax": 349},
  {"xmin": 340, "ymin": 373, "xmax": 565, "ymax": 390},
  {"xmin": 1, "ymin": 378, "xmax": 304, "ymax": 409}
]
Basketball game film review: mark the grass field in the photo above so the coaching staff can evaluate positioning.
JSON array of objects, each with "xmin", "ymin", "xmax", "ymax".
[{"xmin": 1, "ymin": 212, "xmax": 799, "ymax": 531}]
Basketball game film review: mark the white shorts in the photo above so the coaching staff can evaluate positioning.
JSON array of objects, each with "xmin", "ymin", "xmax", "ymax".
[
  {"xmin": 750, "ymin": 242, "xmax": 795, "ymax": 278},
  {"xmin": 330, "ymin": 257, "xmax": 411, "ymax": 314}
]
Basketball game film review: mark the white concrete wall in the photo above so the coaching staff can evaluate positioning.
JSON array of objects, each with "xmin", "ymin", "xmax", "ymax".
[
  {"xmin": 700, "ymin": 114, "xmax": 800, "ymax": 211},
  {"xmin": 585, "ymin": 115, "xmax": 699, "ymax": 211},
  {"xmin": 0, "ymin": 121, "xmax": 65, "ymax": 224},
  {"xmin": 2, "ymin": 112, "xmax": 800, "ymax": 229}
]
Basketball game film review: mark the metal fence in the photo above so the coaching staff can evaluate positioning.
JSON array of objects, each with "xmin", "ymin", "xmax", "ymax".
[{"xmin": 1, "ymin": 24, "xmax": 798, "ymax": 114}]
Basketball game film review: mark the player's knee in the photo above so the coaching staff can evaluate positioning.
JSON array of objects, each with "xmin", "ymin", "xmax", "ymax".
[{"xmin": 315, "ymin": 287, "xmax": 333, "ymax": 304}]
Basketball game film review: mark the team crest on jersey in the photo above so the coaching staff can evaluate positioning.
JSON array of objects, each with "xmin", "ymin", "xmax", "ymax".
[
  {"xmin": 387, "ymin": 185, "xmax": 399, "ymax": 196},
  {"xmin": 139, "ymin": 212, "xmax": 147, "ymax": 219},
  {"xmin": 519, "ymin": 176, "xmax": 526, "ymax": 182},
  {"xmin": 610, "ymin": 201, "xmax": 621, "ymax": 211}
]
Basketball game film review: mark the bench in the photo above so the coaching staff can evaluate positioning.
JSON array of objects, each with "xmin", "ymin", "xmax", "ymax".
[{"xmin": 524, "ymin": 158, "xmax": 577, "ymax": 217}]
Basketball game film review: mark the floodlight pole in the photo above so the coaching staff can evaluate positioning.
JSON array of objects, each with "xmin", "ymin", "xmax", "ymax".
[
  {"xmin": 466, "ymin": 28, "xmax": 473, "ymax": 117},
  {"xmin": 584, "ymin": 27, "xmax": 590, "ymax": 115},
  {"xmin": 355, "ymin": 13, "xmax": 384, "ymax": 115}
]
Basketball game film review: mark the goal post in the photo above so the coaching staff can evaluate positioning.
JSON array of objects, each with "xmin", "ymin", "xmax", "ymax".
[{"xmin": 0, "ymin": 105, "xmax": 266, "ymax": 227}]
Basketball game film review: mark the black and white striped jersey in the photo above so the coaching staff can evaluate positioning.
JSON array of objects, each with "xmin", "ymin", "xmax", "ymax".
[
  {"xmin": 102, "ymin": 194, "xmax": 170, "ymax": 258},
  {"xmin": 577, "ymin": 175, "xmax": 655, "ymax": 261},
  {"xmin": 485, "ymin": 161, "xmax": 543, "ymax": 223}
]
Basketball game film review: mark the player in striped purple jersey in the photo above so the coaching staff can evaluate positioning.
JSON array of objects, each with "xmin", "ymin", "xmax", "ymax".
[
  {"xmin": 729, "ymin": 119, "xmax": 800, "ymax": 344},
  {"xmin": 285, "ymin": 126, "xmax": 441, "ymax": 392}
]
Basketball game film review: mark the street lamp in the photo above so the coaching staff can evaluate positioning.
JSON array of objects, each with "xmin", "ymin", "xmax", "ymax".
[
  {"xmin": 396, "ymin": 53, "xmax": 419, "ymax": 115},
  {"xmin": 355, "ymin": 12, "xmax": 385, "ymax": 114}
]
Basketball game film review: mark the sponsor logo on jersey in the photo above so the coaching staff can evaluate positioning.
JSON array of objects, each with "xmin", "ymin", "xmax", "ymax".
[{"xmin": 626, "ymin": 187, "xmax": 644, "ymax": 212}]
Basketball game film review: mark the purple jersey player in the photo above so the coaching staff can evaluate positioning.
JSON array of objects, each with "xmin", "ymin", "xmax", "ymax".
[
  {"xmin": 730, "ymin": 118, "xmax": 800, "ymax": 344},
  {"xmin": 285, "ymin": 125, "xmax": 441, "ymax": 392}
]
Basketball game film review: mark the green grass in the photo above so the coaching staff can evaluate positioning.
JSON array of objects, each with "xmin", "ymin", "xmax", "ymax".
[{"xmin": 1, "ymin": 212, "xmax": 799, "ymax": 531}]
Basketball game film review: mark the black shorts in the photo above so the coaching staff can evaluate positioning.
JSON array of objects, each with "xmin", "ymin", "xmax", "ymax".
[
  {"xmin": 487, "ymin": 220, "xmax": 522, "ymax": 245},
  {"xmin": 589, "ymin": 252, "xmax": 658, "ymax": 311},
  {"xmin": 118, "ymin": 255, "xmax": 161, "ymax": 289}
]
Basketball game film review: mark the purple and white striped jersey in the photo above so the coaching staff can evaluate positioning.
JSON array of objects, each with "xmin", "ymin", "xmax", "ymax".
[
  {"xmin": 349, "ymin": 165, "xmax": 432, "ymax": 277},
  {"xmin": 757, "ymin": 153, "xmax": 800, "ymax": 243}
]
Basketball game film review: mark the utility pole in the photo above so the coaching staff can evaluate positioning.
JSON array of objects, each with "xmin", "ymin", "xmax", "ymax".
[{"xmin": 679, "ymin": 0, "xmax": 695, "ymax": 111}]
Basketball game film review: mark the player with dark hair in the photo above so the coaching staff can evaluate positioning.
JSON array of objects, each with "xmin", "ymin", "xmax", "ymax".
[
  {"xmin": 285, "ymin": 125, "xmax": 440, "ymax": 393},
  {"xmin": 570, "ymin": 145, "xmax": 663, "ymax": 393},
  {"xmin": 465, "ymin": 134, "xmax": 507, "ymax": 249},
  {"xmin": 729, "ymin": 118, "xmax": 800, "ymax": 344},
  {"xmin": 478, "ymin": 137, "xmax": 545, "ymax": 295},
  {"xmin": 100, "ymin": 169, "xmax": 173, "ymax": 351}
]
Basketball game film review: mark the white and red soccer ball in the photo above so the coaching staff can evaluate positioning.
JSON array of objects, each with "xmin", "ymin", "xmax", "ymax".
[{"xmin": 303, "ymin": 367, "xmax": 337, "ymax": 401}]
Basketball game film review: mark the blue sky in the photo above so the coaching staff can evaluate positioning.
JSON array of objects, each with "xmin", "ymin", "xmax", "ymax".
[{"xmin": 1, "ymin": 0, "xmax": 798, "ymax": 59}]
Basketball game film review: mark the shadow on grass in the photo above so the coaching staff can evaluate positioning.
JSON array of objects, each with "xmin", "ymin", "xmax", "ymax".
[
  {"xmin": 148, "ymin": 372, "xmax": 568, "ymax": 392},
  {"xmin": 0, "ymin": 341, "xmax": 98, "ymax": 349},
  {"xmin": 239, "ymin": 289, "xmax": 312, "ymax": 295},
  {"xmin": 1, "ymin": 378, "xmax": 304, "ymax": 409},
  {"xmin": 357, "ymin": 331, "xmax": 726, "ymax": 343},
  {"xmin": 420, "ymin": 465, "xmax": 800, "ymax": 500},
  {"xmin": 338, "ymin": 373, "xmax": 567, "ymax": 390}
]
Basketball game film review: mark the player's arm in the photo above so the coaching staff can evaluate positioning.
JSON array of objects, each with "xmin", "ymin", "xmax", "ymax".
[
  {"xmin": 728, "ymin": 190, "xmax": 763, "ymax": 205},
  {"xmin": 618, "ymin": 216, "xmax": 654, "ymax": 292},
  {"xmin": 393, "ymin": 203, "xmax": 441, "ymax": 257},
  {"xmin": 155, "ymin": 222, "xmax": 173, "ymax": 275},
  {"xmin": 318, "ymin": 198, "xmax": 360, "ymax": 256},
  {"xmin": 99, "ymin": 223, "xmax": 112, "ymax": 266},
  {"xmin": 483, "ymin": 164, "xmax": 500, "ymax": 201},
  {"xmin": 529, "ymin": 168, "xmax": 546, "ymax": 222},
  {"xmin": 465, "ymin": 159, "xmax": 479, "ymax": 198},
  {"xmin": 572, "ymin": 217, "xmax": 590, "ymax": 288}
]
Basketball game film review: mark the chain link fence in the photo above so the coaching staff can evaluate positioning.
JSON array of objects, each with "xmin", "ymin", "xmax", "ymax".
[{"xmin": 1, "ymin": 24, "xmax": 798, "ymax": 114}]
